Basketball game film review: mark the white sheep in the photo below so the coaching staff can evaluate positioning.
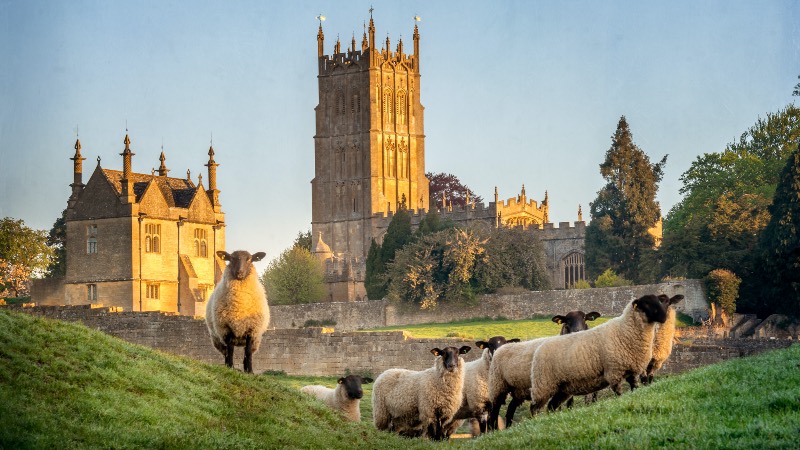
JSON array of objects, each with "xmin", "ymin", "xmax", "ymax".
[
  {"xmin": 205, "ymin": 250, "xmax": 269, "ymax": 373},
  {"xmin": 301, "ymin": 375, "xmax": 374, "ymax": 422},
  {"xmin": 529, "ymin": 294, "xmax": 668, "ymax": 415},
  {"xmin": 444, "ymin": 336, "xmax": 520, "ymax": 437},
  {"xmin": 372, "ymin": 345, "xmax": 471, "ymax": 440},
  {"xmin": 487, "ymin": 311, "xmax": 600, "ymax": 430},
  {"xmin": 642, "ymin": 294, "xmax": 684, "ymax": 384}
]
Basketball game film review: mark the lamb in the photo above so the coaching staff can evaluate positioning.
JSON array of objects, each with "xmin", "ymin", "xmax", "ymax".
[
  {"xmin": 529, "ymin": 294, "xmax": 668, "ymax": 415},
  {"xmin": 372, "ymin": 346, "xmax": 471, "ymax": 440},
  {"xmin": 641, "ymin": 294, "xmax": 684, "ymax": 385},
  {"xmin": 301, "ymin": 374, "xmax": 374, "ymax": 422},
  {"xmin": 487, "ymin": 310, "xmax": 600, "ymax": 430},
  {"xmin": 444, "ymin": 336, "xmax": 520, "ymax": 437},
  {"xmin": 205, "ymin": 250, "xmax": 269, "ymax": 373}
]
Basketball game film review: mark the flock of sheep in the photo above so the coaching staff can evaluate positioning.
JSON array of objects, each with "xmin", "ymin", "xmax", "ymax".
[{"xmin": 205, "ymin": 249, "xmax": 684, "ymax": 441}]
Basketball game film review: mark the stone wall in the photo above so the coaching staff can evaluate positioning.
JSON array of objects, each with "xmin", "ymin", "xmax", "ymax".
[
  {"xmin": 270, "ymin": 280, "xmax": 709, "ymax": 331},
  {"xmin": 5, "ymin": 302, "xmax": 791, "ymax": 378}
]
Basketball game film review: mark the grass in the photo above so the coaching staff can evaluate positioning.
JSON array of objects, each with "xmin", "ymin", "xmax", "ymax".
[
  {"xmin": 1, "ymin": 308, "xmax": 797, "ymax": 449},
  {"xmin": 364, "ymin": 314, "xmax": 696, "ymax": 341}
]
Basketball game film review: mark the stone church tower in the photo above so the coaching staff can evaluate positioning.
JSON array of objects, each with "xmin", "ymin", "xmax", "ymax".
[{"xmin": 311, "ymin": 14, "xmax": 429, "ymax": 299}]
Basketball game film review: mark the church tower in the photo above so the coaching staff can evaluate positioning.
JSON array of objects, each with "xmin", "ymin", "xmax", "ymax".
[{"xmin": 311, "ymin": 13, "xmax": 429, "ymax": 264}]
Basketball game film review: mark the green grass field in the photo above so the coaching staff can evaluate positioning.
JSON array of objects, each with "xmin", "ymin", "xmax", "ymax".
[
  {"xmin": 363, "ymin": 313, "xmax": 694, "ymax": 340},
  {"xmin": 1, "ymin": 309, "xmax": 797, "ymax": 449}
]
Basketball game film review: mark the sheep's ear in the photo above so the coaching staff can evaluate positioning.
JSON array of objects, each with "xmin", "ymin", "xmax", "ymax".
[
  {"xmin": 585, "ymin": 312, "xmax": 601, "ymax": 321},
  {"xmin": 337, "ymin": 377, "xmax": 345, "ymax": 384},
  {"xmin": 552, "ymin": 315, "xmax": 565, "ymax": 324},
  {"xmin": 476, "ymin": 341, "xmax": 488, "ymax": 349},
  {"xmin": 252, "ymin": 252, "xmax": 266, "ymax": 262},
  {"xmin": 459, "ymin": 346, "xmax": 471, "ymax": 354},
  {"xmin": 669, "ymin": 295, "xmax": 685, "ymax": 305},
  {"xmin": 362, "ymin": 377, "xmax": 374, "ymax": 384},
  {"xmin": 508, "ymin": 338, "xmax": 521, "ymax": 343},
  {"xmin": 216, "ymin": 251, "xmax": 230, "ymax": 261},
  {"xmin": 430, "ymin": 348, "xmax": 442, "ymax": 356},
  {"xmin": 632, "ymin": 298, "xmax": 641, "ymax": 310}
]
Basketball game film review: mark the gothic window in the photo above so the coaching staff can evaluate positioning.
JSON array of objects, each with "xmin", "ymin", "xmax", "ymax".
[
  {"xmin": 86, "ymin": 224, "xmax": 97, "ymax": 254},
  {"xmin": 194, "ymin": 229, "xmax": 208, "ymax": 258},
  {"xmin": 145, "ymin": 224, "xmax": 161, "ymax": 253},
  {"xmin": 87, "ymin": 284, "xmax": 97, "ymax": 302},
  {"xmin": 336, "ymin": 88, "xmax": 345, "ymax": 116},
  {"xmin": 383, "ymin": 88, "xmax": 393, "ymax": 124},
  {"xmin": 387, "ymin": 141, "xmax": 396, "ymax": 177},
  {"xmin": 397, "ymin": 90, "xmax": 407, "ymax": 125},
  {"xmin": 562, "ymin": 252, "xmax": 586, "ymax": 289},
  {"xmin": 146, "ymin": 283, "xmax": 160, "ymax": 299}
]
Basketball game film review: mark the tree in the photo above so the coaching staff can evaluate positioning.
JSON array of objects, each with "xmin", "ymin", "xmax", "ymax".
[
  {"xmin": 0, "ymin": 217, "xmax": 53, "ymax": 297},
  {"xmin": 704, "ymin": 269, "xmax": 741, "ymax": 319},
  {"xmin": 426, "ymin": 172, "xmax": 483, "ymax": 209},
  {"xmin": 259, "ymin": 247, "xmax": 325, "ymax": 305},
  {"xmin": 585, "ymin": 116, "xmax": 666, "ymax": 284},
  {"xmin": 364, "ymin": 239, "xmax": 384, "ymax": 300},
  {"xmin": 364, "ymin": 208, "xmax": 413, "ymax": 300},
  {"xmin": 750, "ymin": 143, "xmax": 800, "ymax": 318},
  {"xmin": 793, "ymin": 74, "xmax": 800, "ymax": 97},
  {"xmin": 661, "ymin": 104, "xmax": 800, "ymax": 280},
  {"xmin": 474, "ymin": 226, "xmax": 550, "ymax": 292},
  {"xmin": 46, "ymin": 210, "xmax": 67, "ymax": 278},
  {"xmin": 293, "ymin": 230, "xmax": 312, "ymax": 252}
]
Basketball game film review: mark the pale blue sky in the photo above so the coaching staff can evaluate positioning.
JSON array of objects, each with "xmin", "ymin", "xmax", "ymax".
[{"xmin": 1, "ymin": 1, "xmax": 798, "ymax": 270}]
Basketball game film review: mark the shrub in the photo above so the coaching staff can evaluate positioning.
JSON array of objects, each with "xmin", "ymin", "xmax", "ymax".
[
  {"xmin": 571, "ymin": 279, "xmax": 592, "ymax": 289},
  {"xmin": 704, "ymin": 269, "xmax": 741, "ymax": 316},
  {"xmin": 302, "ymin": 319, "xmax": 336, "ymax": 328},
  {"xmin": 594, "ymin": 269, "xmax": 633, "ymax": 288}
]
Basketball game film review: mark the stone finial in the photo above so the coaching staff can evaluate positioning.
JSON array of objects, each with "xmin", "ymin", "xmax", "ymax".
[
  {"xmin": 317, "ymin": 23, "xmax": 325, "ymax": 58},
  {"xmin": 187, "ymin": 169, "xmax": 191, "ymax": 181},
  {"xmin": 334, "ymin": 35, "xmax": 341, "ymax": 54},
  {"xmin": 158, "ymin": 151, "xmax": 169, "ymax": 176},
  {"xmin": 578, "ymin": 204, "xmax": 583, "ymax": 222},
  {"xmin": 198, "ymin": 173, "xmax": 203, "ymax": 186}
]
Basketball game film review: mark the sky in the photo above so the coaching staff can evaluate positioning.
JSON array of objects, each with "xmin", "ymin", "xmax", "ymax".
[{"xmin": 1, "ymin": 0, "xmax": 798, "ymax": 272}]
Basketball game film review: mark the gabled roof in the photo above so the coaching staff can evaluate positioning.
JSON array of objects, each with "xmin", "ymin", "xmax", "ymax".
[{"xmin": 101, "ymin": 169, "xmax": 200, "ymax": 208}]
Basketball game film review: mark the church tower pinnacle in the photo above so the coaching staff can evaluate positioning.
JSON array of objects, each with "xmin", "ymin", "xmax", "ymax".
[
  {"xmin": 205, "ymin": 143, "xmax": 221, "ymax": 211},
  {"xmin": 68, "ymin": 137, "xmax": 86, "ymax": 208},
  {"xmin": 120, "ymin": 133, "xmax": 135, "ymax": 203}
]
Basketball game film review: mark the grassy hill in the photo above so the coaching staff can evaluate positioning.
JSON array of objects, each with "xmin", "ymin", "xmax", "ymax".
[{"xmin": 1, "ymin": 309, "xmax": 798, "ymax": 449}]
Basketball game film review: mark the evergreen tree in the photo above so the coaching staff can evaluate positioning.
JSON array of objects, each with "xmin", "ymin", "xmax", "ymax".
[
  {"xmin": 380, "ymin": 207, "xmax": 412, "ymax": 268},
  {"xmin": 292, "ymin": 230, "xmax": 312, "ymax": 251},
  {"xmin": 586, "ymin": 116, "xmax": 666, "ymax": 284},
  {"xmin": 364, "ymin": 208, "xmax": 413, "ymax": 300},
  {"xmin": 752, "ymin": 144, "xmax": 800, "ymax": 318},
  {"xmin": 364, "ymin": 239, "xmax": 384, "ymax": 300},
  {"xmin": 45, "ymin": 210, "xmax": 67, "ymax": 278}
]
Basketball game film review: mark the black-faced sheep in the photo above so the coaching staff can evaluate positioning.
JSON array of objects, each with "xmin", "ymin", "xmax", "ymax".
[
  {"xmin": 372, "ymin": 346, "xmax": 471, "ymax": 440},
  {"xmin": 529, "ymin": 294, "xmax": 668, "ymax": 415},
  {"xmin": 641, "ymin": 294, "xmax": 684, "ymax": 385},
  {"xmin": 205, "ymin": 250, "xmax": 269, "ymax": 373},
  {"xmin": 301, "ymin": 375, "xmax": 374, "ymax": 422},
  {"xmin": 445, "ymin": 336, "xmax": 520, "ymax": 437},
  {"xmin": 487, "ymin": 310, "xmax": 601, "ymax": 430}
]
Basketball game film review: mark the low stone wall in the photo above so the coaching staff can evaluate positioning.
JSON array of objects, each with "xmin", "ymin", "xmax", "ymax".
[
  {"xmin": 5, "ymin": 302, "xmax": 791, "ymax": 378},
  {"xmin": 271, "ymin": 280, "xmax": 709, "ymax": 331}
]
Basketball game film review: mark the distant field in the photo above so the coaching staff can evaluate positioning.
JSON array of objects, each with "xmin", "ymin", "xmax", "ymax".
[{"xmin": 363, "ymin": 313, "xmax": 695, "ymax": 340}]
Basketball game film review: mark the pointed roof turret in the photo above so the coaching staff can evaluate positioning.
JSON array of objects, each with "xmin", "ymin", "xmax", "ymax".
[
  {"xmin": 158, "ymin": 151, "xmax": 169, "ymax": 176},
  {"xmin": 578, "ymin": 204, "xmax": 583, "ymax": 222},
  {"xmin": 119, "ymin": 132, "xmax": 135, "ymax": 202},
  {"xmin": 334, "ymin": 35, "xmax": 341, "ymax": 54},
  {"xmin": 362, "ymin": 22, "xmax": 368, "ymax": 51},
  {"xmin": 316, "ymin": 20, "xmax": 325, "ymax": 57},
  {"xmin": 205, "ymin": 143, "xmax": 221, "ymax": 211}
]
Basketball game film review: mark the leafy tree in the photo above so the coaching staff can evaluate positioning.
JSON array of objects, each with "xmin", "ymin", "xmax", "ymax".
[
  {"xmin": 661, "ymin": 104, "xmax": 800, "ymax": 280},
  {"xmin": 593, "ymin": 269, "xmax": 633, "ymax": 288},
  {"xmin": 293, "ymin": 230, "xmax": 312, "ymax": 252},
  {"xmin": 704, "ymin": 269, "xmax": 741, "ymax": 317},
  {"xmin": 46, "ymin": 210, "xmax": 67, "ymax": 278},
  {"xmin": 793, "ymin": 74, "xmax": 800, "ymax": 97},
  {"xmin": 585, "ymin": 116, "xmax": 666, "ymax": 284},
  {"xmin": 474, "ymin": 226, "xmax": 550, "ymax": 292},
  {"xmin": 749, "ymin": 143, "xmax": 800, "ymax": 318},
  {"xmin": 426, "ymin": 172, "xmax": 483, "ymax": 209},
  {"xmin": 0, "ymin": 217, "xmax": 53, "ymax": 297},
  {"xmin": 259, "ymin": 247, "xmax": 325, "ymax": 305}
]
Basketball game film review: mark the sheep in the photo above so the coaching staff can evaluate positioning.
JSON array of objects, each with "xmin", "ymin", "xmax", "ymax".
[
  {"xmin": 301, "ymin": 375, "xmax": 374, "ymax": 422},
  {"xmin": 487, "ymin": 310, "xmax": 601, "ymax": 430},
  {"xmin": 372, "ymin": 346, "xmax": 471, "ymax": 440},
  {"xmin": 444, "ymin": 336, "xmax": 520, "ymax": 437},
  {"xmin": 641, "ymin": 294, "xmax": 685, "ymax": 385},
  {"xmin": 529, "ymin": 294, "xmax": 668, "ymax": 415},
  {"xmin": 205, "ymin": 250, "xmax": 269, "ymax": 373}
]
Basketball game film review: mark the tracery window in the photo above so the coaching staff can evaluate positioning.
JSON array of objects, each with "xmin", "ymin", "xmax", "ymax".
[
  {"xmin": 562, "ymin": 252, "xmax": 586, "ymax": 289},
  {"xmin": 145, "ymin": 223, "xmax": 161, "ymax": 253},
  {"xmin": 194, "ymin": 228, "xmax": 208, "ymax": 258},
  {"xmin": 383, "ymin": 88, "xmax": 393, "ymax": 124}
]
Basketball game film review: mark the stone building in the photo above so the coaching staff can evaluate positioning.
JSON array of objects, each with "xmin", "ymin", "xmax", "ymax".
[
  {"xmin": 32, "ymin": 135, "xmax": 225, "ymax": 316},
  {"xmin": 310, "ymin": 14, "xmax": 592, "ymax": 300}
]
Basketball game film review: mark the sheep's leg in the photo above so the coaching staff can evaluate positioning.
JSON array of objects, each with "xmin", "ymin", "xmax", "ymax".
[
  {"xmin": 224, "ymin": 332, "xmax": 235, "ymax": 368},
  {"xmin": 505, "ymin": 396, "xmax": 523, "ymax": 427},
  {"xmin": 548, "ymin": 391, "xmax": 571, "ymax": 411},
  {"xmin": 243, "ymin": 334, "xmax": 254, "ymax": 373},
  {"xmin": 565, "ymin": 396, "xmax": 574, "ymax": 409},
  {"xmin": 488, "ymin": 392, "xmax": 507, "ymax": 431},
  {"xmin": 529, "ymin": 395, "xmax": 549, "ymax": 416},
  {"xmin": 625, "ymin": 374, "xmax": 639, "ymax": 391},
  {"xmin": 585, "ymin": 392, "xmax": 597, "ymax": 405}
]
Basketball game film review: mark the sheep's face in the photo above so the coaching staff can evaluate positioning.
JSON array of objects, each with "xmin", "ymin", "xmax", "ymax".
[
  {"xmin": 632, "ymin": 295, "xmax": 668, "ymax": 324},
  {"xmin": 431, "ymin": 346, "xmax": 471, "ymax": 372},
  {"xmin": 552, "ymin": 311, "xmax": 602, "ymax": 335},
  {"xmin": 658, "ymin": 294, "xmax": 685, "ymax": 309},
  {"xmin": 338, "ymin": 375, "xmax": 373, "ymax": 400},
  {"xmin": 217, "ymin": 250, "xmax": 266, "ymax": 280},
  {"xmin": 476, "ymin": 336, "xmax": 520, "ymax": 357}
]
